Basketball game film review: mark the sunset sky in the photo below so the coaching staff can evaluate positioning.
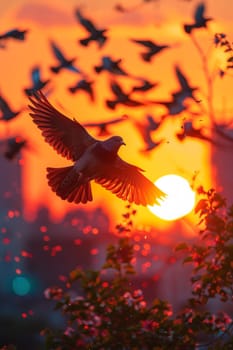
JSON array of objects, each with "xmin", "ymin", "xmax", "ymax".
[{"xmin": 0, "ymin": 0, "xmax": 232, "ymax": 230}]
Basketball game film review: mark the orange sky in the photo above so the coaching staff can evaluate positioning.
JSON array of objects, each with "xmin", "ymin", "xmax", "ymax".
[{"xmin": 0, "ymin": 0, "xmax": 233, "ymax": 232}]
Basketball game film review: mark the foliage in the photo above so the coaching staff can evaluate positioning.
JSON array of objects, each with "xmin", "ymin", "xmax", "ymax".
[{"xmin": 40, "ymin": 195, "xmax": 233, "ymax": 349}]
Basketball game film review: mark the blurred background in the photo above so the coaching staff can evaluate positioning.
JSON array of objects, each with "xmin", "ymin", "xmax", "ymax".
[{"xmin": 0, "ymin": 0, "xmax": 233, "ymax": 348}]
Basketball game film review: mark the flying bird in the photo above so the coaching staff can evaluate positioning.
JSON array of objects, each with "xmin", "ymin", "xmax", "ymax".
[
  {"xmin": 3, "ymin": 136, "xmax": 27, "ymax": 160},
  {"xmin": 49, "ymin": 40, "xmax": 81, "ymax": 74},
  {"xmin": 24, "ymin": 66, "xmax": 50, "ymax": 96},
  {"xmin": 183, "ymin": 2, "xmax": 212, "ymax": 34},
  {"xmin": 0, "ymin": 28, "xmax": 28, "ymax": 47},
  {"xmin": 0, "ymin": 93, "xmax": 22, "ymax": 122},
  {"xmin": 130, "ymin": 38, "xmax": 170, "ymax": 62},
  {"xmin": 106, "ymin": 80, "xmax": 145, "ymax": 110},
  {"xmin": 94, "ymin": 56, "xmax": 129, "ymax": 76},
  {"xmin": 133, "ymin": 114, "xmax": 165, "ymax": 152},
  {"xmin": 172, "ymin": 65, "xmax": 198, "ymax": 103},
  {"xmin": 131, "ymin": 78, "xmax": 159, "ymax": 94},
  {"xmin": 28, "ymin": 91, "xmax": 165, "ymax": 206},
  {"xmin": 75, "ymin": 8, "xmax": 108, "ymax": 48},
  {"xmin": 68, "ymin": 78, "xmax": 95, "ymax": 102},
  {"xmin": 176, "ymin": 120, "xmax": 219, "ymax": 145},
  {"xmin": 83, "ymin": 114, "xmax": 128, "ymax": 136}
]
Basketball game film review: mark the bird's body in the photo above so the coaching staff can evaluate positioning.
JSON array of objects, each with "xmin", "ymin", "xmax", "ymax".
[
  {"xmin": 0, "ymin": 28, "xmax": 28, "ymax": 44},
  {"xmin": 28, "ymin": 91, "xmax": 165, "ymax": 206},
  {"xmin": 106, "ymin": 80, "xmax": 145, "ymax": 110},
  {"xmin": 68, "ymin": 78, "xmax": 95, "ymax": 102},
  {"xmin": 94, "ymin": 56, "xmax": 128, "ymax": 76}
]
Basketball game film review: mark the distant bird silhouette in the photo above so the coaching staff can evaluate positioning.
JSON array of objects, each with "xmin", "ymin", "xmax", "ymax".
[
  {"xmin": 24, "ymin": 66, "xmax": 50, "ymax": 96},
  {"xmin": 183, "ymin": 2, "xmax": 212, "ymax": 34},
  {"xmin": 130, "ymin": 38, "xmax": 170, "ymax": 62},
  {"xmin": 94, "ymin": 56, "xmax": 129, "ymax": 76},
  {"xmin": 49, "ymin": 40, "xmax": 81, "ymax": 74},
  {"xmin": 0, "ymin": 93, "xmax": 22, "ymax": 122},
  {"xmin": 75, "ymin": 8, "xmax": 108, "ymax": 48},
  {"xmin": 172, "ymin": 65, "xmax": 198, "ymax": 103},
  {"xmin": 176, "ymin": 120, "xmax": 218, "ymax": 145},
  {"xmin": 106, "ymin": 80, "xmax": 145, "ymax": 110},
  {"xmin": 0, "ymin": 28, "xmax": 28, "ymax": 47},
  {"xmin": 28, "ymin": 91, "xmax": 165, "ymax": 206},
  {"xmin": 133, "ymin": 114, "xmax": 165, "ymax": 152},
  {"xmin": 131, "ymin": 78, "xmax": 159, "ymax": 93},
  {"xmin": 3, "ymin": 136, "xmax": 27, "ymax": 160},
  {"xmin": 150, "ymin": 95, "xmax": 188, "ymax": 119},
  {"xmin": 83, "ymin": 114, "xmax": 128, "ymax": 136},
  {"xmin": 68, "ymin": 78, "xmax": 95, "ymax": 102}
]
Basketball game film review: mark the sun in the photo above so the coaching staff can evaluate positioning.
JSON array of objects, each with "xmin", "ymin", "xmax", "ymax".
[{"xmin": 148, "ymin": 174, "xmax": 196, "ymax": 221}]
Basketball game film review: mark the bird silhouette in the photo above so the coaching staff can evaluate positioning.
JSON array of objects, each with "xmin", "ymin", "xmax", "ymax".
[
  {"xmin": 133, "ymin": 114, "xmax": 165, "ymax": 152},
  {"xmin": 49, "ymin": 40, "xmax": 81, "ymax": 74},
  {"xmin": 68, "ymin": 78, "xmax": 95, "ymax": 102},
  {"xmin": 0, "ymin": 93, "xmax": 22, "ymax": 122},
  {"xmin": 176, "ymin": 120, "xmax": 219, "ymax": 145},
  {"xmin": 106, "ymin": 80, "xmax": 145, "ymax": 110},
  {"xmin": 83, "ymin": 114, "xmax": 128, "ymax": 136},
  {"xmin": 0, "ymin": 28, "xmax": 28, "ymax": 47},
  {"xmin": 172, "ymin": 65, "xmax": 198, "ymax": 103},
  {"xmin": 28, "ymin": 91, "xmax": 165, "ymax": 206},
  {"xmin": 24, "ymin": 66, "xmax": 50, "ymax": 96},
  {"xmin": 3, "ymin": 136, "xmax": 27, "ymax": 160},
  {"xmin": 94, "ymin": 56, "xmax": 129, "ymax": 76},
  {"xmin": 130, "ymin": 38, "xmax": 170, "ymax": 62},
  {"xmin": 183, "ymin": 2, "xmax": 212, "ymax": 34},
  {"xmin": 75, "ymin": 8, "xmax": 108, "ymax": 49},
  {"xmin": 131, "ymin": 78, "xmax": 159, "ymax": 94}
]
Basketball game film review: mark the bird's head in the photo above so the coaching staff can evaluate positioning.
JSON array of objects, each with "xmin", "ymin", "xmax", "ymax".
[{"xmin": 102, "ymin": 136, "xmax": 126, "ymax": 153}]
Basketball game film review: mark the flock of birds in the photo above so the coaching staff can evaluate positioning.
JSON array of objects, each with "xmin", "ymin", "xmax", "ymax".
[{"xmin": 0, "ymin": 1, "xmax": 232, "ymax": 164}]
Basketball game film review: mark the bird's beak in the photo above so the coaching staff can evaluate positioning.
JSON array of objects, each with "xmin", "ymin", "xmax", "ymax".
[{"xmin": 122, "ymin": 141, "xmax": 126, "ymax": 146}]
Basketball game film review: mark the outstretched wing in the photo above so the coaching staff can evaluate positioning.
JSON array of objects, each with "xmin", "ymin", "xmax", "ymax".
[
  {"xmin": 95, "ymin": 157, "xmax": 166, "ymax": 206},
  {"xmin": 28, "ymin": 91, "xmax": 96, "ymax": 161}
]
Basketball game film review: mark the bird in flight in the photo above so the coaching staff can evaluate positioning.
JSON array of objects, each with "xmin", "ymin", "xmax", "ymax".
[
  {"xmin": 28, "ymin": 91, "xmax": 165, "ymax": 206},
  {"xmin": 183, "ymin": 2, "xmax": 212, "ymax": 34},
  {"xmin": 24, "ymin": 66, "xmax": 50, "ymax": 96},
  {"xmin": 130, "ymin": 38, "xmax": 170, "ymax": 62},
  {"xmin": 49, "ymin": 40, "xmax": 81, "ymax": 74},
  {"xmin": 75, "ymin": 8, "xmax": 108, "ymax": 49}
]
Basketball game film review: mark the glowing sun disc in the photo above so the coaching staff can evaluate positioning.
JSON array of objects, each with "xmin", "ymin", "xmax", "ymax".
[{"xmin": 148, "ymin": 174, "xmax": 196, "ymax": 221}]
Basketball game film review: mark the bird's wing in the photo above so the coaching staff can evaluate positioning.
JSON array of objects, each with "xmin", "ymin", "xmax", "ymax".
[
  {"xmin": 31, "ymin": 66, "xmax": 41, "ymax": 84},
  {"xmin": 130, "ymin": 39, "xmax": 154, "ymax": 48},
  {"xmin": 195, "ymin": 3, "xmax": 205, "ymax": 21},
  {"xmin": 50, "ymin": 41, "xmax": 66, "ymax": 62},
  {"xmin": 28, "ymin": 91, "xmax": 96, "ymax": 161},
  {"xmin": 75, "ymin": 9, "xmax": 96, "ymax": 33},
  {"xmin": 175, "ymin": 66, "xmax": 190, "ymax": 90},
  {"xmin": 95, "ymin": 157, "xmax": 165, "ymax": 206}
]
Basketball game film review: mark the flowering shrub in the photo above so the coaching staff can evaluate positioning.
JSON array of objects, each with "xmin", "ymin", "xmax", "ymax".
[{"xmin": 40, "ymin": 193, "xmax": 233, "ymax": 350}]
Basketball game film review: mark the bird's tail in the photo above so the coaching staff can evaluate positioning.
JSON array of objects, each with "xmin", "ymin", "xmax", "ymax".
[
  {"xmin": 46, "ymin": 166, "xmax": 92, "ymax": 204},
  {"xmin": 79, "ymin": 38, "xmax": 90, "ymax": 47}
]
